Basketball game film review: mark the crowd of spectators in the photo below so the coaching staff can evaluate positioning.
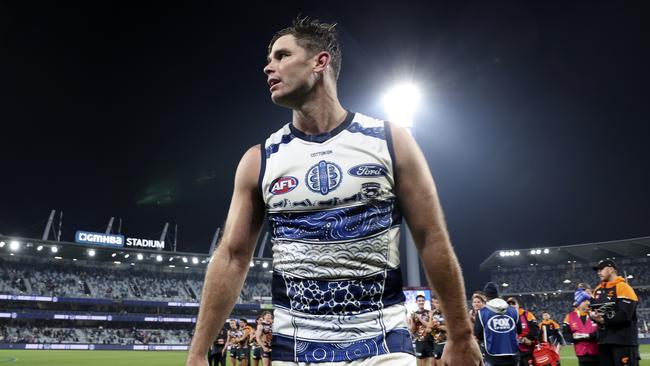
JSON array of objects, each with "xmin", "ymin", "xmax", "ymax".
[
  {"xmin": 0, "ymin": 257, "xmax": 272, "ymax": 303},
  {"xmin": 490, "ymin": 258, "xmax": 650, "ymax": 294},
  {"xmin": 0, "ymin": 324, "xmax": 190, "ymax": 345}
]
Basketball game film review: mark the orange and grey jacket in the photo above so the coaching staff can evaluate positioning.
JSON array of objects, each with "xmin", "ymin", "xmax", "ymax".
[{"xmin": 592, "ymin": 276, "xmax": 638, "ymax": 345}]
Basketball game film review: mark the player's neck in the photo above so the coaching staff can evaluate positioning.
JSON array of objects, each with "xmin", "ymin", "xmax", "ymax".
[{"xmin": 291, "ymin": 88, "xmax": 347, "ymax": 135}]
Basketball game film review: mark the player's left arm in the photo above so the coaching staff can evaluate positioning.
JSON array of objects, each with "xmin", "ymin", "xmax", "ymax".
[{"xmin": 390, "ymin": 123, "xmax": 482, "ymax": 365}]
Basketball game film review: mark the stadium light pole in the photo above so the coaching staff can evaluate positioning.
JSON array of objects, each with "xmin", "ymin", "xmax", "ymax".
[{"xmin": 383, "ymin": 82, "xmax": 421, "ymax": 287}]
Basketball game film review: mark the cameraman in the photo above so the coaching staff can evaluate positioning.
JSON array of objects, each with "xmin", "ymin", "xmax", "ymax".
[{"xmin": 590, "ymin": 260, "xmax": 639, "ymax": 366}]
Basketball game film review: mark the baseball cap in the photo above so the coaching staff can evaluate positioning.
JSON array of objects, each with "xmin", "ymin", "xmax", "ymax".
[{"xmin": 592, "ymin": 259, "xmax": 617, "ymax": 271}]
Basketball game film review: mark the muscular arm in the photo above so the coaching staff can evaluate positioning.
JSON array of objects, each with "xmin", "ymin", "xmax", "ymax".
[
  {"xmin": 187, "ymin": 146, "xmax": 265, "ymax": 364},
  {"xmin": 391, "ymin": 124, "xmax": 473, "ymax": 342}
]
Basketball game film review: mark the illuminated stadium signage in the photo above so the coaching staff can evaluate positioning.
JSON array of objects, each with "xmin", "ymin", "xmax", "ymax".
[
  {"xmin": 125, "ymin": 237, "xmax": 165, "ymax": 249},
  {"xmin": 75, "ymin": 231, "xmax": 125, "ymax": 247}
]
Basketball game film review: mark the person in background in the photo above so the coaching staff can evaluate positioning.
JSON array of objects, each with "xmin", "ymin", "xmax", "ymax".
[
  {"xmin": 410, "ymin": 294, "xmax": 435, "ymax": 366},
  {"xmin": 475, "ymin": 282, "xmax": 520, "ymax": 366},
  {"xmin": 470, "ymin": 291, "xmax": 487, "ymax": 325},
  {"xmin": 506, "ymin": 297, "xmax": 538, "ymax": 366},
  {"xmin": 590, "ymin": 259, "xmax": 639, "ymax": 366},
  {"xmin": 430, "ymin": 297, "xmax": 448, "ymax": 366},
  {"xmin": 563, "ymin": 287, "xmax": 599, "ymax": 366},
  {"xmin": 539, "ymin": 311, "xmax": 565, "ymax": 348}
]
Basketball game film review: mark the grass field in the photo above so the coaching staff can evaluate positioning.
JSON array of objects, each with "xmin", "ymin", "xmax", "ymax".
[{"xmin": 0, "ymin": 345, "xmax": 649, "ymax": 365}]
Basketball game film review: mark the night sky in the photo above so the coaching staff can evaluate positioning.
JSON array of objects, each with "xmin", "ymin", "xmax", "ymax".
[{"xmin": 2, "ymin": 1, "xmax": 649, "ymax": 292}]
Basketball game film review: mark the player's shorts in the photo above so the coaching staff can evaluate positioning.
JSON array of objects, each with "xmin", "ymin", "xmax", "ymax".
[
  {"xmin": 237, "ymin": 346, "xmax": 250, "ymax": 360},
  {"xmin": 432, "ymin": 342, "xmax": 445, "ymax": 359},
  {"xmin": 252, "ymin": 346, "xmax": 262, "ymax": 360},
  {"xmin": 415, "ymin": 340, "xmax": 435, "ymax": 359},
  {"xmin": 272, "ymin": 353, "xmax": 416, "ymax": 366},
  {"xmin": 262, "ymin": 348, "xmax": 272, "ymax": 359},
  {"xmin": 229, "ymin": 346, "xmax": 237, "ymax": 358}
]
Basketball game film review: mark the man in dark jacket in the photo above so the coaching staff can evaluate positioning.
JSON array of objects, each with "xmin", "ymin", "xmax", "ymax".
[{"xmin": 590, "ymin": 259, "xmax": 639, "ymax": 366}]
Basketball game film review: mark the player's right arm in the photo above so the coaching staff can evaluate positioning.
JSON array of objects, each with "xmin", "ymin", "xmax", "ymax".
[{"xmin": 186, "ymin": 145, "xmax": 265, "ymax": 366}]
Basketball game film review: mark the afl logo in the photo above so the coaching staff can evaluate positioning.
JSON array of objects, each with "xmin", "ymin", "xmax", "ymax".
[
  {"xmin": 348, "ymin": 164, "xmax": 388, "ymax": 177},
  {"xmin": 487, "ymin": 315, "xmax": 516, "ymax": 333},
  {"xmin": 306, "ymin": 160, "xmax": 342, "ymax": 195},
  {"xmin": 269, "ymin": 176, "xmax": 299, "ymax": 195}
]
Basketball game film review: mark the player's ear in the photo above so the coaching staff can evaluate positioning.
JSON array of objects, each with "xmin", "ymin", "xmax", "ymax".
[{"xmin": 313, "ymin": 51, "xmax": 331, "ymax": 74}]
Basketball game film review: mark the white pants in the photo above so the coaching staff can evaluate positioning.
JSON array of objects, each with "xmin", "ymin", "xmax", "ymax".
[{"xmin": 272, "ymin": 353, "xmax": 416, "ymax": 366}]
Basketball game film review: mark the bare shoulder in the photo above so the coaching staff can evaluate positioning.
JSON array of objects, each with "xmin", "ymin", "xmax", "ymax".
[
  {"xmin": 235, "ymin": 144, "xmax": 262, "ymax": 189},
  {"xmin": 385, "ymin": 122, "xmax": 423, "ymax": 172}
]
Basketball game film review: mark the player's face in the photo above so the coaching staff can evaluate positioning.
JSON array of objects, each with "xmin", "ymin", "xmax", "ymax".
[
  {"xmin": 542, "ymin": 313, "xmax": 550, "ymax": 320},
  {"xmin": 229, "ymin": 320, "xmax": 237, "ymax": 329},
  {"xmin": 431, "ymin": 298, "xmax": 439, "ymax": 310},
  {"xmin": 472, "ymin": 298, "xmax": 484, "ymax": 310},
  {"xmin": 240, "ymin": 321, "xmax": 247, "ymax": 329},
  {"xmin": 264, "ymin": 35, "xmax": 319, "ymax": 108},
  {"xmin": 416, "ymin": 297, "xmax": 425, "ymax": 309},
  {"xmin": 577, "ymin": 300, "xmax": 590, "ymax": 312},
  {"xmin": 263, "ymin": 313, "xmax": 273, "ymax": 323}
]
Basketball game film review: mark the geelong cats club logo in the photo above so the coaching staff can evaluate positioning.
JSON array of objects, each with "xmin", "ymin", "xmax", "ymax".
[
  {"xmin": 269, "ymin": 176, "xmax": 299, "ymax": 195},
  {"xmin": 306, "ymin": 160, "xmax": 342, "ymax": 195}
]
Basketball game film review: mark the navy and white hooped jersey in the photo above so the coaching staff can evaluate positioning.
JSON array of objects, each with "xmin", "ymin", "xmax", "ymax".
[{"xmin": 260, "ymin": 111, "xmax": 412, "ymax": 363}]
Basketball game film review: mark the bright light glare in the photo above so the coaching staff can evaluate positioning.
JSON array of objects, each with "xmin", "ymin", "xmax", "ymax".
[
  {"xmin": 0, "ymin": 241, "xmax": 5, "ymax": 248},
  {"xmin": 156, "ymin": 255, "xmax": 163, "ymax": 262},
  {"xmin": 88, "ymin": 249, "xmax": 96, "ymax": 257},
  {"xmin": 137, "ymin": 253, "xmax": 144, "ymax": 260},
  {"xmin": 262, "ymin": 262, "xmax": 269, "ymax": 269},
  {"xmin": 36, "ymin": 245, "xmax": 43, "ymax": 251},
  {"xmin": 382, "ymin": 83, "xmax": 421, "ymax": 128},
  {"xmin": 9, "ymin": 241, "xmax": 20, "ymax": 251},
  {"xmin": 50, "ymin": 246, "xmax": 58, "ymax": 253},
  {"xmin": 192, "ymin": 257, "xmax": 199, "ymax": 264}
]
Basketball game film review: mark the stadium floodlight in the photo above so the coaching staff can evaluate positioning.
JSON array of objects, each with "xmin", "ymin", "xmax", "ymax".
[
  {"xmin": 169, "ymin": 257, "xmax": 174, "ymax": 262},
  {"xmin": 36, "ymin": 245, "xmax": 43, "ymax": 251},
  {"xmin": 499, "ymin": 251, "xmax": 505, "ymax": 257},
  {"xmin": 131, "ymin": 263, "xmax": 135, "ymax": 266},
  {"xmin": 543, "ymin": 248, "xmax": 549, "ymax": 254},
  {"xmin": 250, "ymin": 261, "xmax": 255, "ymax": 267},
  {"xmin": 262, "ymin": 262, "xmax": 269, "ymax": 269},
  {"xmin": 9, "ymin": 241, "xmax": 20, "ymax": 251},
  {"xmin": 124, "ymin": 254, "xmax": 130, "ymax": 259},
  {"xmin": 563, "ymin": 279, "xmax": 571, "ymax": 284},
  {"xmin": 535, "ymin": 249, "xmax": 542, "ymax": 255},
  {"xmin": 113, "ymin": 261, "xmax": 121, "ymax": 265},
  {"xmin": 530, "ymin": 250, "xmax": 535, "ymax": 255},
  {"xmin": 184, "ymin": 266, "xmax": 189, "ymax": 269},
  {"xmin": 627, "ymin": 275, "xmax": 634, "ymax": 279},
  {"xmin": 111, "ymin": 253, "xmax": 117, "ymax": 257},
  {"xmin": 50, "ymin": 246, "xmax": 58, "ymax": 253},
  {"xmin": 0, "ymin": 241, "xmax": 5, "ymax": 248},
  {"xmin": 73, "ymin": 258, "xmax": 77, "ymax": 261},
  {"xmin": 501, "ymin": 283, "xmax": 509, "ymax": 287},
  {"xmin": 169, "ymin": 265, "xmax": 175, "ymax": 268},
  {"xmin": 156, "ymin": 255, "xmax": 163, "ymax": 262},
  {"xmin": 88, "ymin": 249, "xmax": 96, "ymax": 257},
  {"xmin": 192, "ymin": 257, "xmax": 199, "ymax": 265},
  {"xmin": 514, "ymin": 251, "xmax": 520, "ymax": 256},
  {"xmin": 137, "ymin": 253, "xmax": 144, "ymax": 260},
  {"xmin": 54, "ymin": 256, "xmax": 62, "ymax": 260},
  {"xmin": 382, "ymin": 82, "xmax": 421, "ymax": 129},
  {"xmin": 182, "ymin": 257, "xmax": 188, "ymax": 263}
]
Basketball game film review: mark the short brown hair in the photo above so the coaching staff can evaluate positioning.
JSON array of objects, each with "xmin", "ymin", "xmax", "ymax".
[{"xmin": 268, "ymin": 16, "xmax": 342, "ymax": 80}]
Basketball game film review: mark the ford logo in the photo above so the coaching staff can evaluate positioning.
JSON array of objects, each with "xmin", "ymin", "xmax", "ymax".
[{"xmin": 348, "ymin": 164, "xmax": 388, "ymax": 177}]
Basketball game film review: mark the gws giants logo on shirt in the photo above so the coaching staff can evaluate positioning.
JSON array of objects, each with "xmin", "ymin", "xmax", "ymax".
[
  {"xmin": 269, "ymin": 176, "xmax": 299, "ymax": 195},
  {"xmin": 487, "ymin": 315, "xmax": 516, "ymax": 333},
  {"xmin": 348, "ymin": 164, "xmax": 388, "ymax": 177}
]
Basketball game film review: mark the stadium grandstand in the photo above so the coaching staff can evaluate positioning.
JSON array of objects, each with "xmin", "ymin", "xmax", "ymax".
[
  {"xmin": 0, "ymin": 233, "xmax": 272, "ymax": 351},
  {"xmin": 480, "ymin": 236, "xmax": 650, "ymax": 342}
]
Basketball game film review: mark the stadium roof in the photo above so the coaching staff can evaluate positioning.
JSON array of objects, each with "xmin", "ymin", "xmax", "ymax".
[
  {"xmin": 0, "ymin": 235, "xmax": 271, "ymax": 267},
  {"xmin": 479, "ymin": 236, "xmax": 650, "ymax": 271}
]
